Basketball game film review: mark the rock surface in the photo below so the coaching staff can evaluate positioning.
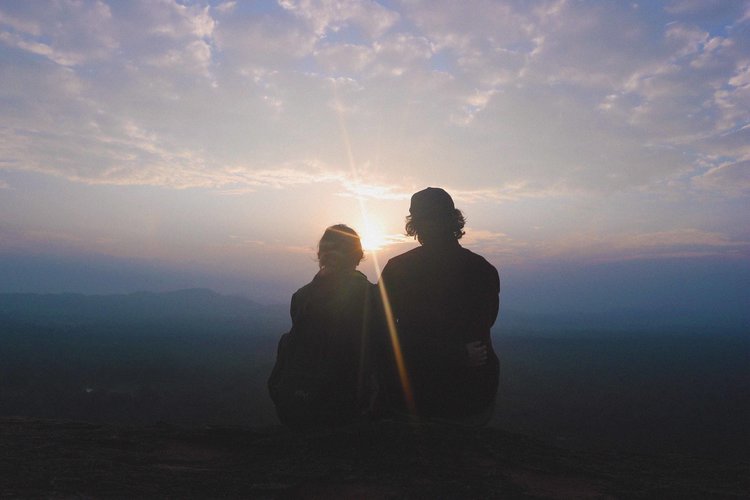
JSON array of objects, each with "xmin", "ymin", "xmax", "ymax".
[{"xmin": 1, "ymin": 416, "xmax": 747, "ymax": 498}]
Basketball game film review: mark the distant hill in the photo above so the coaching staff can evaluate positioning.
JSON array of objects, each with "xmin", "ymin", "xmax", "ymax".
[
  {"xmin": 496, "ymin": 307, "xmax": 749, "ymax": 336},
  {"xmin": 2, "ymin": 288, "xmax": 746, "ymax": 336},
  {"xmin": 0, "ymin": 289, "xmax": 289, "ymax": 331}
]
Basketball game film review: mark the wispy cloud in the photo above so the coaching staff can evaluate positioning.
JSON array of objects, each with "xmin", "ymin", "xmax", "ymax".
[
  {"xmin": 218, "ymin": 235, "xmax": 312, "ymax": 255},
  {"xmin": 539, "ymin": 229, "xmax": 749, "ymax": 262},
  {"xmin": 1, "ymin": 0, "xmax": 749, "ymax": 267},
  {"xmin": 279, "ymin": 0, "xmax": 399, "ymax": 39},
  {"xmin": 692, "ymin": 160, "xmax": 750, "ymax": 195},
  {"xmin": 0, "ymin": 2, "xmax": 117, "ymax": 66},
  {"xmin": 1, "ymin": 0, "xmax": 748, "ymax": 199}
]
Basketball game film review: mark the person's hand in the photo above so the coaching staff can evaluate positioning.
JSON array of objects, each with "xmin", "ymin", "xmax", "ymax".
[{"xmin": 466, "ymin": 340, "xmax": 488, "ymax": 367}]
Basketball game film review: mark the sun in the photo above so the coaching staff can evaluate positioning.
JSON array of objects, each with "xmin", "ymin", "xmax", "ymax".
[{"xmin": 359, "ymin": 219, "xmax": 388, "ymax": 252}]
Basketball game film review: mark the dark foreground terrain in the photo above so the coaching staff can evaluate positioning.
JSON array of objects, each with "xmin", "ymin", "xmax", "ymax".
[{"xmin": 2, "ymin": 417, "xmax": 749, "ymax": 499}]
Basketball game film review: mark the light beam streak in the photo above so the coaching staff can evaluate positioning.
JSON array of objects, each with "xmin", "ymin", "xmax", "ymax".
[
  {"xmin": 375, "ymin": 273, "xmax": 416, "ymax": 414},
  {"xmin": 333, "ymin": 82, "xmax": 416, "ymax": 415}
]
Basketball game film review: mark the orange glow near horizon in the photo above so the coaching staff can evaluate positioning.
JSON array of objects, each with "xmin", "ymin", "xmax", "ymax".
[{"xmin": 359, "ymin": 218, "xmax": 388, "ymax": 252}]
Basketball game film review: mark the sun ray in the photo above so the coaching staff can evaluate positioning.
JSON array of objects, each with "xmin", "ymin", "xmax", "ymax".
[
  {"xmin": 375, "ymin": 275, "xmax": 416, "ymax": 415},
  {"xmin": 359, "ymin": 218, "xmax": 387, "ymax": 252},
  {"xmin": 333, "ymin": 83, "xmax": 416, "ymax": 415}
]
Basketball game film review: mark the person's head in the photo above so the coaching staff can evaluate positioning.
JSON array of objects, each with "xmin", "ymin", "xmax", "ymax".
[
  {"xmin": 317, "ymin": 224, "xmax": 364, "ymax": 272},
  {"xmin": 405, "ymin": 187, "xmax": 466, "ymax": 245}
]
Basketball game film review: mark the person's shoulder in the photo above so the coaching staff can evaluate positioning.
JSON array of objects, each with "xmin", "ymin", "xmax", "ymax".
[
  {"xmin": 459, "ymin": 246, "xmax": 499, "ymax": 273},
  {"xmin": 292, "ymin": 276, "xmax": 318, "ymax": 301},
  {"xmin": 381, "ymin": 247, "xmax": 425, "ymax": 280},
  {"xmin": 348, "ymin": 270, "xmax": 374, "ymax": 291},
  {"xmin": 384, "ymin": 246, "xmax": 424, "ymax": 268},
  {"xmin": 459, "ymin": 246, "xmax": 494, "ymax": 264},
  {"xmin": 352, "ymin": 269, "xmax": 372, "ymax": 283}
]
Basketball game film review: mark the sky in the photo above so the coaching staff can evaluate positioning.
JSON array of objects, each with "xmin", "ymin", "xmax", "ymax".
[{"xmin": 0, "ymin": 0, "xmax": 748, "ymax": 322}]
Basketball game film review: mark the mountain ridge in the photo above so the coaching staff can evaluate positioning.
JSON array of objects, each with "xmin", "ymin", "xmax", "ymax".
[
  {"xmin": 1, "ymin": 288, "xmax": 746, "ymax": 335},
  {"xmin": 0, "ymin": 288, "xmax": 286, "ymax": 325}
]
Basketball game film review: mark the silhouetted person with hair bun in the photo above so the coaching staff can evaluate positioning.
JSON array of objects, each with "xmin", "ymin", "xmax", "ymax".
[
  {"xmin": 269, "ymin": 224, "xmax": 376, "ymax": 429},
  {"xmin": 378, "ymin": 188, "xmax": 500, "ymax": 425}
]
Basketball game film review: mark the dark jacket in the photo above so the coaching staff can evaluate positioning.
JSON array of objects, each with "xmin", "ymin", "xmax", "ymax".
[
  {"xmin": 269, "ymin": 269, "xmax": 375, "ymax": 428},
  {"xmin": 378, "ymin": 240, "xmax": 500, "ymax": 419}
]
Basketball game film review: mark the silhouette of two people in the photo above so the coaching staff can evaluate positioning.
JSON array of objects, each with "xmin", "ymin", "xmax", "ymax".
[{"xmin": 269, "ymin": 188, "xmax": 500, "ymax": 429}]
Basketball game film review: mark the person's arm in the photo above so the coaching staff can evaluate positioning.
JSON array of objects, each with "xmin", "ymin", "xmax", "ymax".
[
  {"xmin": 395, "ymin": 324, "xmax": 470, "ymax": 369},
  {"xmin": 289, "ymin": 292, "xmax": 298, "ymax": 321},
  {"xmin": 466, "ymin": 340, "xmax": 488, "ymax": 367},
  {"xmin": 489, "ymin": 265, "xmax": 500, "ymax": 326}
]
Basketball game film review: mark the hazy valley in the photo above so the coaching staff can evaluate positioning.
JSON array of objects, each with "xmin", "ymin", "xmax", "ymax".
[{"xmin": 1, "ymin": 288, "xmax": 747, "ymax": 460}]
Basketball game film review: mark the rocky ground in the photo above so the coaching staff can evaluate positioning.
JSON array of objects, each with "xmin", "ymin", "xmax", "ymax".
[{"xmin": 1, "ymin": 416, "xmax": 748, "ymax": 499}]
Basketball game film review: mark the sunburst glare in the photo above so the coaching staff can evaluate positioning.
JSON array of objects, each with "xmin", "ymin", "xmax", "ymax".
[{"xmin": 359, "ymin": 218, "xmax": 388, "ymax": 253}]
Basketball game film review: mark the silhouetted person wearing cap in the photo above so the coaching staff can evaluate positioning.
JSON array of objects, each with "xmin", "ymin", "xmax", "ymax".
[{"xmin": 378, "ymin": 188, "xmax": 500, "ymax": 425}]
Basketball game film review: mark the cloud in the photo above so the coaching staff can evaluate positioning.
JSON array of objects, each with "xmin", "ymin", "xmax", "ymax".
[
  {"xmin": 0, "ymin": 0, "xmax": 749, "ymax": 210},
  {"xmin": 693, "ymin": 160, "xmax": 750, "ymax": 195},
  {"xmin": 278, "ymin": 0, "xmax": 399, "ymax": 39},
  {"xmin": 339, "ymin": 179, "xmax": 410, "ymax": 200},
  {"xmin": 665, "ymin": 22, "xmax": 708, "ymax": 58},
  {"xmin": 447, "ymin": 184, "xmax": 564, "ymax": 203},
  {"xmin": 0, "ymin": 1, "xmax": 117, "ymax": 66},
  {"xmin": 0, "ymin": 9, "xmax": 41, "ymax": 36},
  {"xmin": 218, "ymin": 236, "xmax": 312, "ymax": 256},
  {"xmin": 540, "ymin": 229, "xmax": 749, "ymax": 262},
  {"xmin": 665, "ymin": 0, "xmax": 748, "ymax": 19},
  {"xmin": 214, "ymin": 5, "xmax": 317, "ymax": 66},
  {"xmin": 619, "ymin": 229, "xmax": 739, "ymax": 249},
  {"xmin": 459, "ymin": 228, "xmax": 529, "ymax": 261},
  {"xmin": 337, "ymin": 179, "xmax": 566, "ymax": 204},
  {"xmin": 213, "ymin": 2, "xmax": 237, "ymax": 15},
  {"xmin": 375, "ymin": 0, "xmax": 750, "ymax": 195},
  {"xmin": 0, "ymin": 223, "xmax": 117, "ymax": 255}
]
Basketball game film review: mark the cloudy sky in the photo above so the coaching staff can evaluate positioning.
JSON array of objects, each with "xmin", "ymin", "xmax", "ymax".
[{"xmin": 0, "ymin": 0, "xmax": 748, "ymax": 315}]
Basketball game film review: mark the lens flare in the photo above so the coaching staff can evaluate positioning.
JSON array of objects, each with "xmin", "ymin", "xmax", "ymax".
[
  {"xmin": 360, "ymin": 219, "xmax": 387, "ymax": 252},
  {"xmin": 376, "ymin": 276, "xmax": 416, "ymax": 414},
  {"xmin": 333, "ymin": 82, "xmax": 415, "ymax": 415}
]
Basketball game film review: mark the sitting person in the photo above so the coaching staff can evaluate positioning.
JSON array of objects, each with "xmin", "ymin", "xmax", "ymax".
[
  {"xmin": 268, "ymin": 224, "xmax": 376, "ymax": 429},
  {"xmin": 377, "ymin": 188, "xmax": 500, "ymax": 425}
]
